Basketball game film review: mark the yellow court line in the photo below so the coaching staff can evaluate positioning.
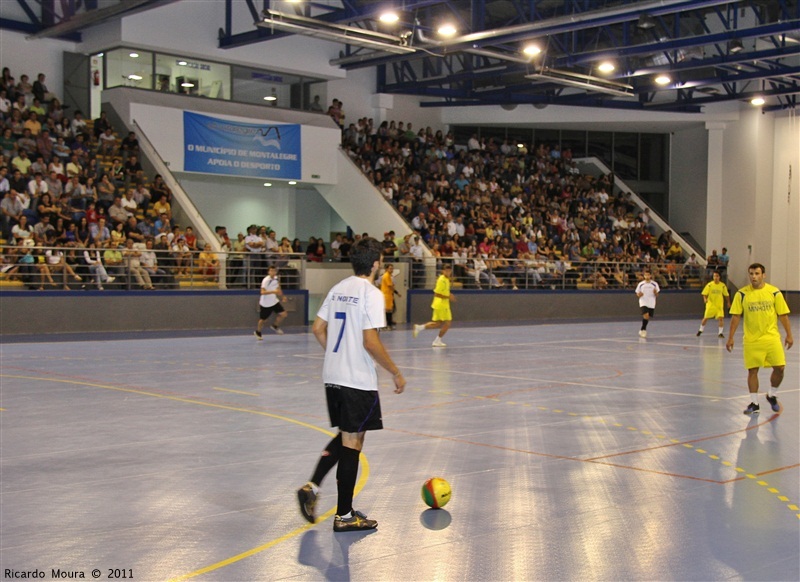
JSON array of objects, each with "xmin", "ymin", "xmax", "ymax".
[
  {"xmin": 1, "ymin": 373, "xmax": 371, "ymax": 580},
  {"xmin": 213, "ymin": 387, "xmax": 260, "ymax": 396}
]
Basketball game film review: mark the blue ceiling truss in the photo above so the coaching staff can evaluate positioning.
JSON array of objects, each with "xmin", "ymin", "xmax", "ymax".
[{"xmin": 221, "ymin": 0, "xmax": 800, "ymax": 112}]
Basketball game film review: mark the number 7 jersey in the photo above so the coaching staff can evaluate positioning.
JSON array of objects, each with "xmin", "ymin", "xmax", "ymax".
[{"xmin": 317, "ymin": 275, "xmax": 387, "ymax": 391}]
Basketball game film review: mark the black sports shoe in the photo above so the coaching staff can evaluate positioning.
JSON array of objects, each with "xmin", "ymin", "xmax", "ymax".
[
  {"xmin": 766, "ymin": 395, "xmax": 780, "ymax": 412},
  {"xmin": 696, "ymin": 330, "xmax": 702, "ymax": 336},
  {"xmin": 254, "ymin": 330, "xmax": 263, "ymax": 340},
  {"xmin": 333, "ymin": 510, "xmax": 377, "ymax": 532},
  {"xmin": 743, "ymin": 402, "xmax": 760, "ymax": 415},
  {"xmin": 297, "ymin": 483, "xmax": 317, "ymax": 523}
]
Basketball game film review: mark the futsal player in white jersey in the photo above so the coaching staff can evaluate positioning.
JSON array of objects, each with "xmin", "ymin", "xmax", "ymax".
[
  {"xmin": 635, "ymin": 269, "xmax": 660, "ymax": 338},
  {"xmin": 297, "ymin": 237, "xmax": 406, "ymax": 532}
]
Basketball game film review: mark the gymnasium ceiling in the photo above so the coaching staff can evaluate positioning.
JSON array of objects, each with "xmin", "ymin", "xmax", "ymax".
[{"xmin": 4, "ymin": 0, "xmax": 800, "ymax": 113}]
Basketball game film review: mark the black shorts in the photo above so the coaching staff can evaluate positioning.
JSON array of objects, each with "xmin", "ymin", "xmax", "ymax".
[
  {"xmin": 640, "ymin": 306, "xmax": 655, "ymax": 317},
  {"xmin": 259, "ymin": 303, "xmax": 285, "ymax": 320},
  {"xmin": 325, "ymin": 384, "xmax": 383, "ymax": 433}
]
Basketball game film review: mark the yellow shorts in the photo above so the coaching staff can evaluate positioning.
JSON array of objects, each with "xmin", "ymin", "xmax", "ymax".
[
  {"xmin": 432, "ymin": 305, "xmax": 452, "ymax": 322},
  {"xmin": 743, "ymin": 339, "xmax": 786, "ymax": 369},
  {"xmin": 703, "ymin": 304, "xmax": 725, "ymax": 319}
]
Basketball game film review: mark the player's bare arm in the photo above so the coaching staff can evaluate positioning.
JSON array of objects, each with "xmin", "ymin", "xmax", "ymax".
[
  {"xmin": 779, "ymin": 314, "xmax": 794, "ymax": 349},
  {"xmin": 363, "ymin": 328, "xmax": 405, "ymax": 394},
  {"xmin": 726, "ymin": 314, "xmax": 741, "ymax": 352},
  {"xmin": 311, "ymin": 316, "xmax": 328, "ymax": 350}
]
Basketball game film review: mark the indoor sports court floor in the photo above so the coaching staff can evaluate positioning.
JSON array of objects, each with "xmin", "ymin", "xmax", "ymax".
[{"xmin": 2, "ymin": 316, "xmax": 799, "ymax": 582}]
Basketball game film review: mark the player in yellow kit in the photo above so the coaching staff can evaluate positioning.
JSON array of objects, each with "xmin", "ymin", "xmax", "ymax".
[
  {"xmin": 726, "ymin": 263, "xmax": 793, "ymax": 415},
  {"xmin": 697, "ymin": 270, "xmax": 731, "ymax": 337},
  {"xmin": 413, "ymin": 263, "xmax": 455, "ymax": 347}
]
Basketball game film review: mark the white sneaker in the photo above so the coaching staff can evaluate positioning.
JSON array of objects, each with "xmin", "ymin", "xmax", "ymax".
[
  {"xmin": 413, "ymin": 324, "xmax": 424, "ymax": 338},
  {"xmin": 106, "ymin": 276, "xmax": 116, "ymax": 283},
  {"xmin": 432, "ymin": 338, "xmax": 446, "ymax": 347},
  {"xmin": 639, "ymin": 330, "xmax": 647, "ymax": 338}
]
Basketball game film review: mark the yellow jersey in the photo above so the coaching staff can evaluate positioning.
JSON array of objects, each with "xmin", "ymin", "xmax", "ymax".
[
  {"xmin": 431, "ymin": 274, "xmax": 451, "ymax": 310},
  {"xmin": 729, "ymin": 283, "xmax": 790, "ymax": 343},
  {"xmin": 701, "ymin": 280, "xmax": 729, "ymax": 310}
]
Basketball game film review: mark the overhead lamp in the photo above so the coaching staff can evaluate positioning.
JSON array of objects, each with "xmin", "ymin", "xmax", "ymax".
[
  {"xmin": 97, "ymin": 52, "xmax": 104, "ymax": 57},
  {"xmin": 263, "ymin": 182, "xmax": 272, "ymax": 187},
  {"xmin": 181, "ymin": 82, "xmax": 195, "ymax": 88},
  {"xmin": 655, "ymin": 74, "xmax": 671, "ymax": 85},
  {"xmin": 259, "ymin": 10, "xmax": 416, "ymax": 54},
  {"xmin": 288, "ymin": 181, "xmax": 297, "ymax": 185},
  {"xmin": 177, "ymin": 60, "xmax": 188, "ymax": 66},
  {"xmin": 728, "ymin": 39, "xmax": 744, "ymax": 53},
  {"xmin": 129, "ymin": 52, "xmax": 139, "ymax": 58},
  {"xmin": 527, "ymin": 67, "xmax": 634, "ymax": 97},
  {"xmin": 379, "ymin": 11, "xmax": 399, "ymax": 24},
  {"xmin": 438, "ymin": 24, "xmax": 457, "ymax": 37},
  {"xmin": 597, "ymin": 62, "xmax": 615, "ymax": 73},
  {"xmin": 637, "ymin": 13, "xmax": 656, "ymax": 29},
  {"xmin": 750, "ymin": 96, "xmax": 765, "ymax": 106},
  {"xmin": 127, "ymin": 74, "xmax": 143, "ymax": 81},
  {"xmin": 523, "ymin": 43, "xmax": 542, "ymax": 57},
  {"xmin": 264, "ymin": 95, "xmax": 277, "ymax": 101}
]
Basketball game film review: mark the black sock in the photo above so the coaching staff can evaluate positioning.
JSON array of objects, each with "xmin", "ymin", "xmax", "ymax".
[
  {"xmin": 336, "ymin": 446, "xmax": 360, "ymax": 517},
  {"xmin": 310, "ymin": 433, "xmax": 342, "ymax": 487},
  {"xmin": 386, "ymin": 311, "xmax": 394, "ymax": 326},
  {"xmin": 642, "ymin": 318, "xmax": 649, "ymax": 330}
]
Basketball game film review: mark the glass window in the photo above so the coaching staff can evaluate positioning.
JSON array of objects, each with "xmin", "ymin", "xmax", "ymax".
[
  {"xmin": 105, "ymin": 48, "xmax": 154, "ymax": 90},
  {"xmin": 560, "ymin": 130, "xmax": 586, "ymax": 158},
  {"xmin": 154, "ymin": 55, "xmax": 230, "ymax": 99},
  {"xmin": 587, "ymin": 131, "xmax": 613, "ymax": 167},
  {"xmin": 640, "ymin": 134, "xmax": 666, "ymax": 181},
  {"xmin": 232, "ymin": 65, "xmax": 303, "ymax": 109},
  {"xmin": 613, "ymin": 132, "xmax": 638, "ymax": 180}
]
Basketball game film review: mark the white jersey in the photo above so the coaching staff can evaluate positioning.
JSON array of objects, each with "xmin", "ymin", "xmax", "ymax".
[
  {"xmin": 259, "ymin": 275, "xmax": 280, "ymax": 308},
  {"xmin": 317, "ymin": 275, "xmax": 386, "ymax": 391},
  {"xmin": 636, "ymin": 279, "xmax": 660, "ymax": 309}
]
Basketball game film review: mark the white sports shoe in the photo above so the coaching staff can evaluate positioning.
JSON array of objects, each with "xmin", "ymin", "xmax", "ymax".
[
  {"xmin": 639, "ymin": 330, "xmax": 647, "ymax": 338},
  {"xmin": 413, "ymin": 324, "xmax": 424, "ymax": 338},
  {"xmin": 432, "ymin": 337, "xmax": 446, "ymax": 347}
]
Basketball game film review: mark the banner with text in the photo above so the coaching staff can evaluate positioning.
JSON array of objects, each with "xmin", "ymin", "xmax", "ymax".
[{"xmin": 183, "ymin": 112, "xmax": 301, "ymax": 180}]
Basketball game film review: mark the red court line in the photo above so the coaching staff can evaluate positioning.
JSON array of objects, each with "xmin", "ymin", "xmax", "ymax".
[
  {"xmin": 720, "ymin": 463, "xmax": 800, "ymax": 484},
  {"xmin": 584, "ymin": 414, "xmax": 779, "ymax": 461},
  {"xmin": 388, "ymin": 427, "xmax": 725, "ymax": 483}
]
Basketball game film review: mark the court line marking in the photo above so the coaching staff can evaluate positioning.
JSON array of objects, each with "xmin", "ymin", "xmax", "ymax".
[
  {"xmin": 213, "ymin": 387, "xmax": 260, "ymax": 396},
  {"xmin": 0, "ymin": 373, "xmax": 369, "ymax": 581}
]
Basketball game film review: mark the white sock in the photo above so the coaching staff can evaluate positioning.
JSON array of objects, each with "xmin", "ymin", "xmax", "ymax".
[
  {"xmin": 751, "ymin": 393, "xmax": 759, "ymax": 405},
  {"xmin": 768, "ymin": 387, "xmax": 777, "ymax": 398},
  {"xmin": 309, "ymin": 482, "xmax": 319, "ymax": 495},
  {"xmin": 699, "ymin": 325, "xmax": 705, "ymax": 332},
  {"xmin": 340, "ymin": 511, "xmax": 352, "ymax": 519}
]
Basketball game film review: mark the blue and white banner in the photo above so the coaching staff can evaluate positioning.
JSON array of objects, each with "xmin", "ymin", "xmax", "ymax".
[{"xmin": 183, "ymin": 112, "xmax": 301, "ymax": 180}]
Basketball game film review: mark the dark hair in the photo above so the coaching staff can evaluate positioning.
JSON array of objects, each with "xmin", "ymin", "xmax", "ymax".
[
  {"xmin": 349, "ymin": 237, "xmax": 382, "ymax": 276},
  {"xmin": 748, "ymin": 262, "xmax": 766, "ymax": 273}
]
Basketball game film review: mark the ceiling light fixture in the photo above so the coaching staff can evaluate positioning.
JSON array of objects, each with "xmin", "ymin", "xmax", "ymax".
[
  {"xmin": 597, "ymin": 62, "xmax": 615, "ymax": 73},
  {"xmin": 181, "ymin": 82, "xmax": 195, "ymax": 88},
  {"xmin": 527, "ymin": 68, "xmax": 634, "ymax": 97},
  {"xmin": 129, "ymin": 52, "xmax": 139, "ymax": 58},
  {"xmin": 750, "ymin": 96, "xmax": 765, "ymax": 106},
  {"xmin": 264, "ymin": 95, "xmax": 277, "ymax": 101},
  {"xmin": 728, "ymin": 39, "xmax": 744, "ymax": 53},
  {"xmin": 379, "ymin": 11, "xmax": 399, "ymax": 24},
  {"xmin": 438, "ymin": 24, "xmax": 457, "ymax": 37},
  {"xmin": 655, "ymin": 74, "xmax": 671, "ymax": 85},
  {"xmin": 523, "ymin": 44, "xmax": 542, "ymax": 57},
  {"xmin": 259, "ymin": 10, "xmax": 416, "ymax": 54},
  {"xmin": 637, "ymin": 13, "xmax": 656, "ymax": 30},
  {"xmin": 288, "ymin": 181, "xmax": 297, "ymax": 185},
  {"xmin": 264, "ymin": 182, "xmax": 272, "ymax": 187},
  {"xmin": 178, "ymin": 60, "xmax": 188, "ymax": 66},
  {"xmin": 127, "ymin": 74, "xmax": 143, "ymax": 81}
]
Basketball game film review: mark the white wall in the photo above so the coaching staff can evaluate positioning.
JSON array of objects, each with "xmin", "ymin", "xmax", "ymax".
[
  {"xmin": 79, "ymin": 1, "xmax": 346, "ymax": 81},
  {"xmin": 0, "ymin": 29, "xmax": 75, "ymax": 100},
  {"xmin": 717, "ymin": 108, "xmax": 800, "ymax": 290},
  {"xmin": 128, "ymin": 103, "xmax": 340, "ymax": 184},
  {"xmin": 669, "ymin": 125, "xmax": 708, "ymax": 246}
]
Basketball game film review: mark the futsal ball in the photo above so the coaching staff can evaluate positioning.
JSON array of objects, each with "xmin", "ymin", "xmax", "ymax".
[{"xmin": 421, "ymin": 477, "xmax": 451, "ymax": 509}]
